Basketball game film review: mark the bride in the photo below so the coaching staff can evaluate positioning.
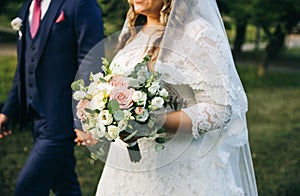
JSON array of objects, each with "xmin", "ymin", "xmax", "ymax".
[{"xmin": 75, "ymin": 0, "xmax": 258, "ymax": 195}]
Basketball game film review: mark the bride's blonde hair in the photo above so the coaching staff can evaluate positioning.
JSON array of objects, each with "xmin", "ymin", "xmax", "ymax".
[{"xmin": 116, "ymin": 0, "xmax": 173, "ymax": 64}]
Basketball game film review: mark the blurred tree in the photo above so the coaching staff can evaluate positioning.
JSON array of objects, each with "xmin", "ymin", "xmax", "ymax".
[
  {"xmin": 98, "ymin": 0, "xmax": 128, "ymax": 36},
  {"xmin": 0, "ymin": 0, "xmax": 9, "ymax": 15},
  {"xmin": 218, "ymin": 0, "xmax": 252, "ymax": 55},
  {"xmin": 252, "ymin": 0, "xmax": 300, "ymax": 76},
  {"xmin": 0, "ymin": 0, "xmax": 23, "ymax": 19}
]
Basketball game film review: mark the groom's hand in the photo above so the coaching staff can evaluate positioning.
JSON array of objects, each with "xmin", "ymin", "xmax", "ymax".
[
  {"xmin": 0, "ymin": 113, "xmax": 12, "ymax": 139},
  {"xmin": 74, "ymin": 129, "xmax": 98, "ymax": 146}
]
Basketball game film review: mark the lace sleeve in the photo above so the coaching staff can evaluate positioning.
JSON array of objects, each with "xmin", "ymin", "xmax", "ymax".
[
  {"xmin": 157, "ymin": 19, "xmax": 246, "ymax": 139},
  {"xmin": 181, "ymin": 21, "xmax": 233, "ymax": 138},
  {"xmin": 182, "ymin": 95, "xmax": 231, "ymax": 139}
]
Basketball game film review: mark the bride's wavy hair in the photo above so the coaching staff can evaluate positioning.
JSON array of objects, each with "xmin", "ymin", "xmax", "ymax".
[{"xmin": 116, "ymin": 0, "xmax": 173, "ymax": 65}]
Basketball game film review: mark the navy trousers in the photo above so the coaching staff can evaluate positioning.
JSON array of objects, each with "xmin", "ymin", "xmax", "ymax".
[{"xmin": 14, "ymin": 116, "xmax": 81, "ymax": 196}]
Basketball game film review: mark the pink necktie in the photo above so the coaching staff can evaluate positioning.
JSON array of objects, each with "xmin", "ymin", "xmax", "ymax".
[{"xmin": 30, "ymin": 0, "xmax": 42, "ymax": 38}]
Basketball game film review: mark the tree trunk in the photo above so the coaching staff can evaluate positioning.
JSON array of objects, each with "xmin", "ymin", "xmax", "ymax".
[
  {"xmin": 258, "ymin": 24, "xmax": 286, "ymax": 77},
  {"xmin": 233, "ymin": 21, "xmax": 247, "ymax": 55},
  {"xmin": 255, "ymin": 25, "xmax": 261, "ymax": 51}
]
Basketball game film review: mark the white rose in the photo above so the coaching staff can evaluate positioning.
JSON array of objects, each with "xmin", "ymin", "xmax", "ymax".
[
  {"xmin": 73, "ymin": 90, "xmax": 87, "ymax": 101},
  {"xmin": 159, "ymin": 88, "xmax": 169, "ymax": 98},
  {"xmin": 150, "ymin": 97, "xmax": 164, "ymax": 110},
  {"xmin": 132, "ymin": 91, "xmax": 147, "ymax": 106},
  {"xmin": 106, "ymin": 125, "xmax": 119, "ymax": 140},
  {"xmin": 89, "ymin": 94, "xmax": 106, "ymax": 110},
  {"xmin": 11, "ymin": 17, "xmax": 22, "ymax": 31},
  {"xmin": 148, "ymin": 82, "xmax": 160, "ymax": 95},
  {"xmin": 97, "ymin": 110, "xmax": 113, "ymax": 125}
]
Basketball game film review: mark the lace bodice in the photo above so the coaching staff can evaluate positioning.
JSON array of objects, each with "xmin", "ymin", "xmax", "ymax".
[{"xmin": 95, "ymin": 18, "xmax": 256, "ymax": 196}]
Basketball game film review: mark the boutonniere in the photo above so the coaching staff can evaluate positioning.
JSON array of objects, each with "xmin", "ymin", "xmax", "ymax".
[{"xmin": 11, "ymin": 17, "xmax": 23, "ymax": 40}]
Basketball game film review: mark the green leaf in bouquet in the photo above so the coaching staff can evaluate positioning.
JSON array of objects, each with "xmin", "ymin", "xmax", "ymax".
[
  {"xmin": 108, "ymin": 99, "xmax": 119, "ymax": 113},
  {"xmin": 101, "ymin": 57, "xmax": 112, "ymax": 75},
  {"xmin": 129, "ymin": 78, "xmax": 140, "ymax": 88},
  {"xmin": 156, "ymin": 127, "xmax": 166, "ymax": 134},
  {"xmin": 113, "ymin": 110, "xmax": 124, "ymax": 121},
  {"xmin": 84, "ymin": 108, "xmax": 95, "ymax": 114},
  {"xmin": 143, "ymin": 55, "xmax": 151, "ymax": 62},
  {"xmin": 137, "ymin": 75, "xmax": 147, "ymax": 84},
  {"xmin": 134, "ymin": 63, "xmax": 143, "ymax": 72},
  {"xmin": 155, "ymin": 137, "xmax": 166, "ymax": 144},
  {"xmin": 123, "ymin": 130, "xmax": 138, "ymax": 142},
  {"xmin": 99, "ymin": 78, "xmax": 107, "ymax": 83},
  {"xmin": 71, "ymin": 79, "xmax": 84, "ymax": 91},
  {"xmin": 147, "ymin": 118, "xmax": 155, "ymax": 129},
  {"xmin": 155, "ymin": 143, "xmax": 165, "ymax": 151}
]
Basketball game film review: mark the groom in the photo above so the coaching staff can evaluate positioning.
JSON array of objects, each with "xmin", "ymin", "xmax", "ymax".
[{"xmin": 0, "ymin": 0, "xmax": 104, "ymax": 195}]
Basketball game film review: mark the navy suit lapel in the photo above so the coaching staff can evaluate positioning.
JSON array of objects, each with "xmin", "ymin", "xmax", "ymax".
[
  {"xmin": 17, "ymin": 0, "xmax": 32, "ymax": 68},
  {"xmin": 34, "ymin": 0, "xmax": 65, "ymax": 64}
]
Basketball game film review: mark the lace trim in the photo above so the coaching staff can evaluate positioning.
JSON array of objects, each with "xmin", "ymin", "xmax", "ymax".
[{"xmin": 182, "ymin": 103, "xmax": 231, "ymax": 139}]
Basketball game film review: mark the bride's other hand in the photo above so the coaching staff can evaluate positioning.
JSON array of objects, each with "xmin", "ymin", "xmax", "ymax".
[{"xmin": 74, "ymin": 129, "xmax": 98, "ymax": 146}]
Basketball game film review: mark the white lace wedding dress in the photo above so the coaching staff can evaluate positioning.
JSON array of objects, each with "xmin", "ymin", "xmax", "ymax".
[{"xmin": 95, "ymin": 18, "xmax": 257, "ymax": 196}]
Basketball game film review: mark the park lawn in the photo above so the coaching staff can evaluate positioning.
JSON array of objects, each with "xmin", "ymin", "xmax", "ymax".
[{"xmin": 0, "ymin": 56, "xmax": 300, "ymax": 195}]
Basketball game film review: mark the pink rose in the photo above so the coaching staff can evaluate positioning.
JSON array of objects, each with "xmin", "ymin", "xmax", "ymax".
[
  {"xmin": 134, "ymin": 107, "xmax": 144, "ymax": 115},
  {"xmin": 110, "ymin": 76, "xmax": 129, "ymax": 88},
  {"xmin": 110, "ymin": 87, "xmax": 134, "ymax": 109},
  {"xmin": 76, "ymin": 99, "xmax": 90, "ymax": 121}
]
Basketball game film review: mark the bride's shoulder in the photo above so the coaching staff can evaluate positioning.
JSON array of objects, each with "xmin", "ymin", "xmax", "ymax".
[{"xmin": 183, "ymin": 18, "xmax": 219, "ymax": 39}]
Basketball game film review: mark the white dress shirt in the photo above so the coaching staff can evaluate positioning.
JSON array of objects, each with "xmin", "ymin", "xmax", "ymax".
[{"xmin": 28, "ymin": 0, "xmax": 52, "ymax": 25}]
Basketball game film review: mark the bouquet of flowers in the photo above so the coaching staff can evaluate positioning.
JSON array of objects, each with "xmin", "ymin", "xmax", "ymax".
[{"xmin": 71, "ymin": 56, "xmax": 173, "ymax": 162}]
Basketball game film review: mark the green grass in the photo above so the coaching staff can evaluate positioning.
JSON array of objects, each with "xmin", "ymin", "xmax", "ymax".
[
  {"xmin": 0, "ymin": 56, "xmax": 16, "ymax": 103},
  {"xmin": 237, "ymin": 66, "xmax": 300, "ymax": 195},
  {"xmin": 1, "ymin": 56, "xmax": 300, "ymax": 195}
]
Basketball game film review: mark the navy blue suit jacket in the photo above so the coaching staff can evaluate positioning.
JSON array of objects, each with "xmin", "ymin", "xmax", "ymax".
[{"xmin": 2, "ymin": 0, "xmax": 104, "ymax": 139}]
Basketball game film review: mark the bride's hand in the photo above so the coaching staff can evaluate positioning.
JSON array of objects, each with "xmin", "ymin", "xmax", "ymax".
[{"xmin": 74, "ymin": 129, "xmax": 98, "ymax": 146}]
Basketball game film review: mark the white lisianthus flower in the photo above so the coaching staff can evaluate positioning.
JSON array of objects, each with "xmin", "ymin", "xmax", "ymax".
[
  {"xmin": 89, "ymin": 94, "xmax": 106, "ymax": 110},
  {"xmin": 97, "ymin": 83, "xmax": 113, "ymax": 96},
  {"xmin": 87, "ymin": 82, "xmax": 98, "ymax": 96},
  {"xmin": 103, "ymin": 74, "xmax": 112, "ymax": 82},
  {"xmin": 90, "ymin": 72, "xmax": 104, "ymax": 83},
  {"xmin": 11, "ymin": 17, "xmax": 22, "ymax": 31},
  {"xmin": 91, "ymin": 122, "xmax": 106, "ymax": 138},
  {"xmin": 150, "ymin": 97, "xmax": 164, "ymax": 110},
  {"xmin": 98, "ymin": 110, "xmax": 113, "ymax": 125},
  {"xmin": 159, "ymin": 88, "xmax": 169, "ymax": 98},
  {"xmin": 106, "ymin": 125, "xmax": 119, "ymax": 140},
  {"xmin": 73, "ymin": 90, "xmax": 87, "ymax": 101},
  {"xmin": 132, "ymin": 91, "xmax": 147, "ymax": 105},
  {"xmin": 148, "ymin": 82, "xmax": 160, "ymax": 95}
]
